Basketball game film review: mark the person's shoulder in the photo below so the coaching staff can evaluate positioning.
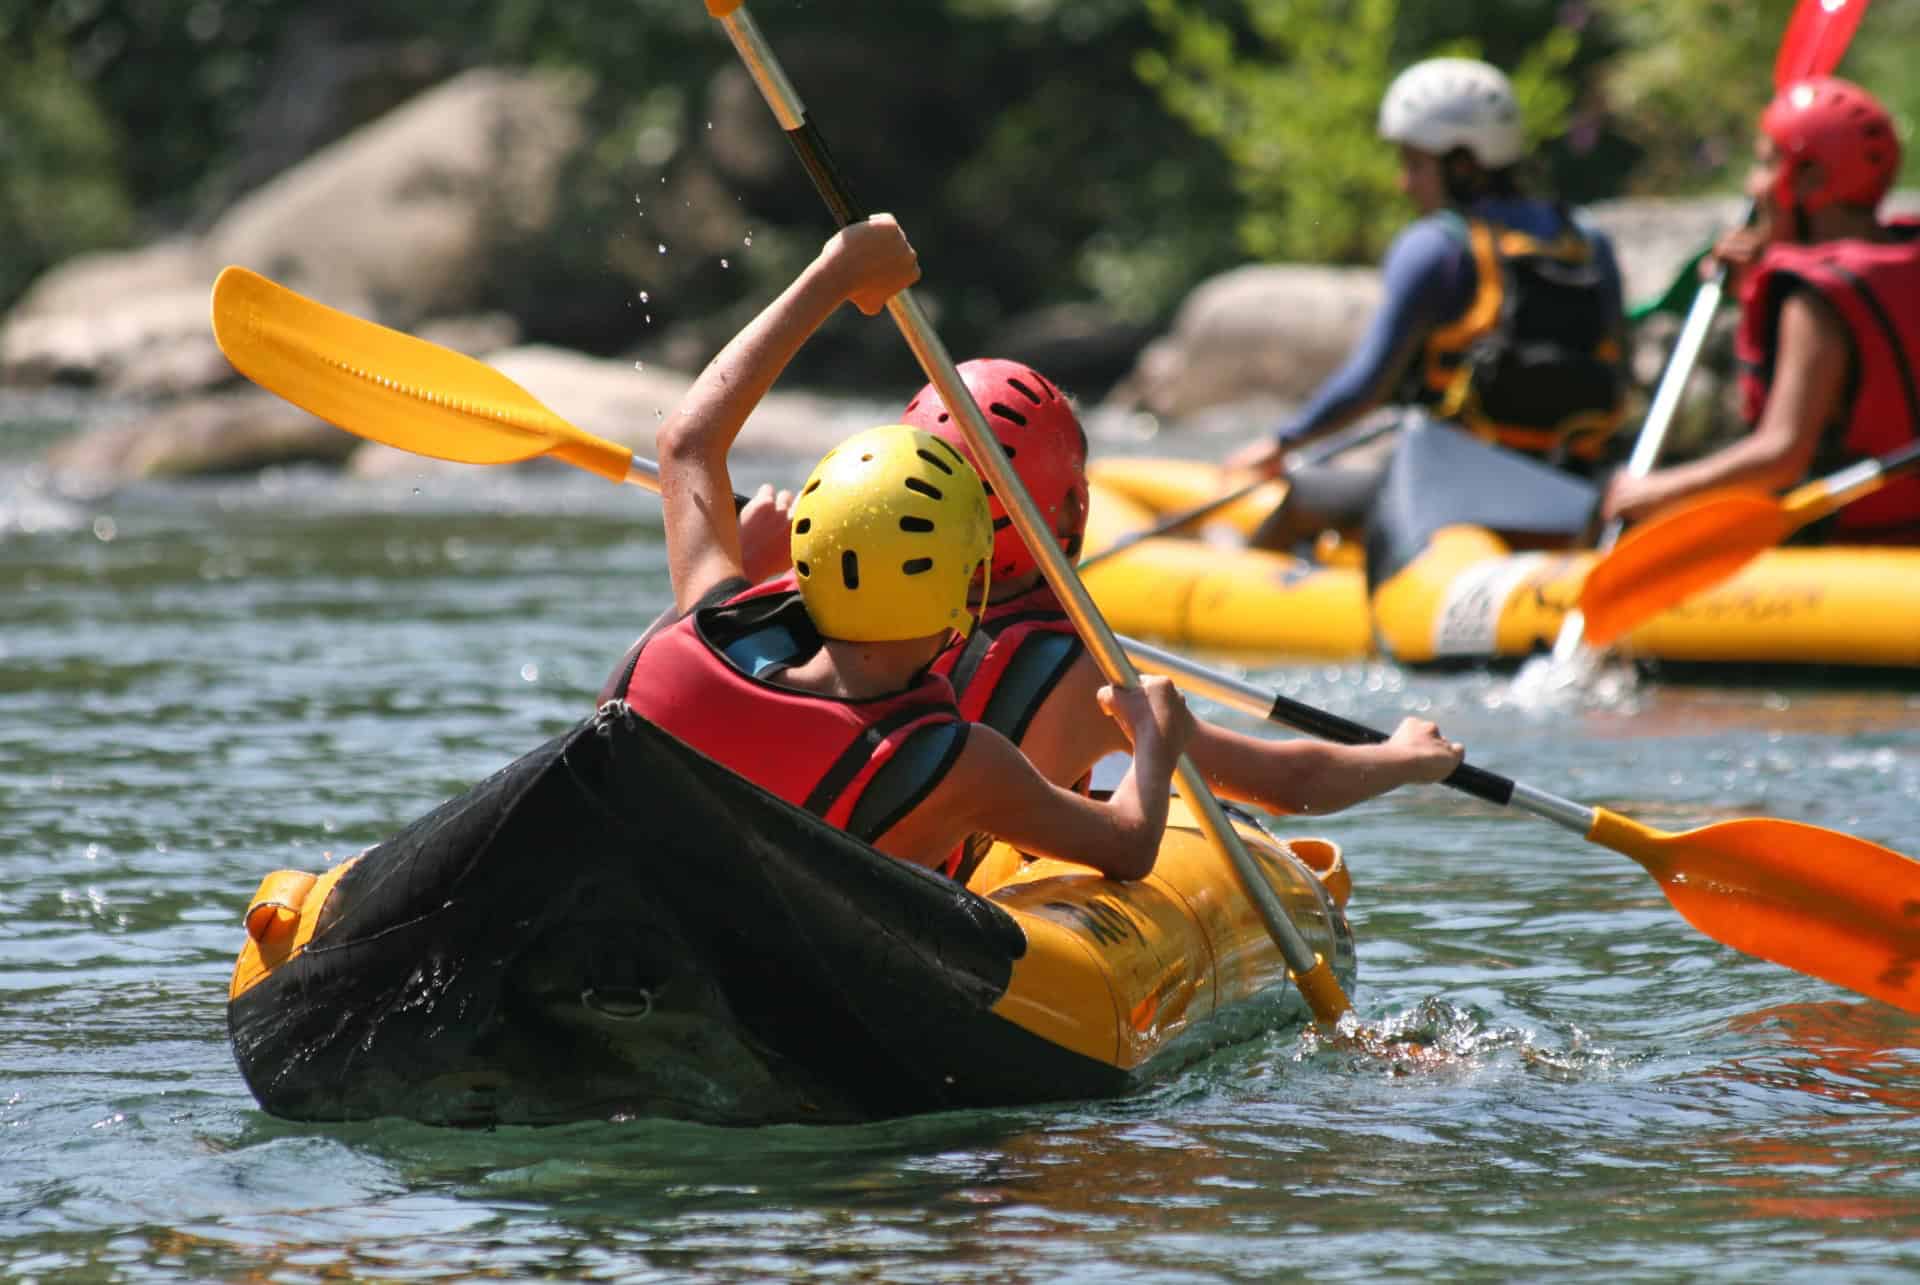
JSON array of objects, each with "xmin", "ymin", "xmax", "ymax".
[{"xmin": 1386, "ymin": 213, "xmax": 1472, "ymax": 270}]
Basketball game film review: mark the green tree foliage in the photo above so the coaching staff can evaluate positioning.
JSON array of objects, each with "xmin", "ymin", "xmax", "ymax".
[
  {"xmin": 2, "ymin": 0, "xmax": 1911, "ymax": 372},
  {"xmin": 1602, "ymin": 0, "xmax": 1919, "ymax": 195},
  {"xmin": 0, "ymin": 37, "xmax": 130, "ymax": 306},
  {"xmin": 1137, "ymin": 0, "xmax": 1590, "ymax": 265}
]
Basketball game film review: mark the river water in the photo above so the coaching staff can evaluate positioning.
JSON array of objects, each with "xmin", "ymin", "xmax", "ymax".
[{"xmin": 5, "ymin": 391, "xmax": 1918, "ymax": 1281}]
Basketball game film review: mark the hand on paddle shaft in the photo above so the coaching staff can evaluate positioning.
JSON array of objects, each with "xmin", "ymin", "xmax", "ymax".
[
  {"xmin": 698, "ymin": 0, "xmax": 1354, "ymax": 1027},
  {"xmin": 738, "ymin": 484, "xmax": 796, "ymax": 583},
  {"xmin": 1578, "ymin": 436, "xmax": 1920, "ymax": 648}
]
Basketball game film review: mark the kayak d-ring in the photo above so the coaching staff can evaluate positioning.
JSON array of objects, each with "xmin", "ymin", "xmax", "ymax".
[{"xmin": 581, "ymin": 986, "xmax": 654, "ymax": 1020}]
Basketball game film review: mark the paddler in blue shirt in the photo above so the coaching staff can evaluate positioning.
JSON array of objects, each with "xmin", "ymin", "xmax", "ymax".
[
  {"xmin": 604, "ymin": 215, "xmax": 1197, "ymax": 881},
  {"xmin": 1223, "ymin": 57, "xmax": 1629, "ymax": 554},
  {"xmin": 880, "ymin": 357, "xmax": 1465, "ymax": 873}
]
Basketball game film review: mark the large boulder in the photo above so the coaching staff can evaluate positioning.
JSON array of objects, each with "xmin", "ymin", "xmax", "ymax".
[
  {"xmin": 0, "ymin": 241, "xmax": 221, "ymax": 392},
  {"xmin": 206, "ymin": 67, "xmax": 589, "ymax": 330},
  {"xmin": 2, "ymin": 69, "xmax": 589, "ymax": 396},
  {"xmin": 40, "ymin": 389, "xmax": 356, "ymax": 489},
  {"xmin": 1104, "ymin": 264, "xmax": 1380, "ymax": 422}
]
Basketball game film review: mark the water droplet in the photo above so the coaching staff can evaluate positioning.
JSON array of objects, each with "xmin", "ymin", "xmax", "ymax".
[
  {"xmin": 91, "ymin": 515, "xmax": 117, "ymax": 541},
  {"xmin": 520, "ymin": 662, "xmax": 540, "ymax": 683},
  {"xmin": 634, "ymin": 360, "xmax": 646, "ymax": 373},
  {"xmin": 719, "ymin": 258, "xmax": 729, "ymax": 269},
  {"xmin": 657, "ymin": 243, "xmax": 667, "ymax": 255},
  {"xmin": 743, "ymin": 231, "xmax": 754, "ymax": 247},
  {"xmin": 639, "ymin": 290, "xmax": 650, "ymax": 303}
]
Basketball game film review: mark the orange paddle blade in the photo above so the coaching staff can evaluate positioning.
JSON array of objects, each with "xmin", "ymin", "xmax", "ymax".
[
  {"xmin": 210, "ymin": 266, "xmax": 634, "ymax": 482},
  {"xmin": 1576, "ymin": 491, "xmax": 1792, "ymax": 647},
  {"xmin": 1589, "ymin": 808, "xmax": 1920, "ymax": 1012}
]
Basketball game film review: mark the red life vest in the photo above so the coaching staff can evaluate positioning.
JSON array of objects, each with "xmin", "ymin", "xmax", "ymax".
[
  {"xmin": 1736, "ymin": 220, "xmax": 1920, "ymax": 533},
  {"xmin": 931, "ymin": 582, "xmax": 1083, "ymax": 742},
  {"xmin": 619, "ymin": 575, "xmax": 968, "ymax": 859}
]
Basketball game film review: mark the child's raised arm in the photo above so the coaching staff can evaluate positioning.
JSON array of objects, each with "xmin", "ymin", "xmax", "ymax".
[{"xmin": 655, "ymin": 215, "xmax": 919, "ymax": 614}]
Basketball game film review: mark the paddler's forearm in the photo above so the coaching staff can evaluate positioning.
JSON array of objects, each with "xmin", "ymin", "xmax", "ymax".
[
  {"xmin": 1188, "ymin": 723, "xmax": 1423, "ymax": 816},
  {"xmin": 1099, "ymin": 733, "xmax": 1177, "ymax": 881},
  {"xmin": 656, "ymin": 256, "xmax": 850, "ymax": 470}
]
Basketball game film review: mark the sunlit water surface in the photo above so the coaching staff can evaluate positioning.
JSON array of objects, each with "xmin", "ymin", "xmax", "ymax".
[{"xmin": 5, "ymin": 396, "xmax": 1919, "ymax": 1281}]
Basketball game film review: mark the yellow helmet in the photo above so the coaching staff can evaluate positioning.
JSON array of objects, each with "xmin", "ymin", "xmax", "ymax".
[{"xmin": 790, "ymin": 424, "xmax": 991, "ymax": 642}]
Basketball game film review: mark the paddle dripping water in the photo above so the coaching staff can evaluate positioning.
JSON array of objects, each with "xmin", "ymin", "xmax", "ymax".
[{"xmin": 5, "ymin": 394, "xmax": 1920, "ymax": 1275}]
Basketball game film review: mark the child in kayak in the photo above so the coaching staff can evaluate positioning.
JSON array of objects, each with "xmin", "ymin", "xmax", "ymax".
[
  {"xmin": 897, "ymin": 357, "xmax": 1466, "ymax": 863},
  {"xmin": 1601, "ymin": 77, "xmax": 1920, "ymax": 543},
  {"xmin": 603, "ymin": 215, "xmax": 1195, "ymax": 881}
]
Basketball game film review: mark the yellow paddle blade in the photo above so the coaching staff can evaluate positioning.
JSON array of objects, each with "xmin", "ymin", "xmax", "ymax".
[
  {"xmin": 1577, "ymin": 491, "xmax": 1792, "ymax": 647},
  {"xmin": 210, "ymin": 266, "xmax": 634, "ymax": 483},
  {"xmin": 1589, "ymin": 808, "xmax": 1920, "ymax": 1012}
]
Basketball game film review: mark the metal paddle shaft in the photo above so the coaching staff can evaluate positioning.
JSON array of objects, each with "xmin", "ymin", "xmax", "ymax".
[
  {"xmin": 704, "ymin": 0, "xmax": 1351, "ymax": 1022},
  {"xmin": 1548, "ymin": 235, "xmax": 1742, "ymax": 664},
  {"xmin": 1077, "ymin": 416, "xmax": 1397, "ymax": 573}
]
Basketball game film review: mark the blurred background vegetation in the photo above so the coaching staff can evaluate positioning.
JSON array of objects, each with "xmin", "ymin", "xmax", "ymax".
[{"xmin": 3, "ymin": 0, "xmax": 1914, "ymax": 385}]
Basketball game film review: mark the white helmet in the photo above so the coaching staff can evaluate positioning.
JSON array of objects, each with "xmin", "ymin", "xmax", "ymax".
[{"xmin": 1378, "ymin": 57, "xmax": 1526, "ymax": 169}]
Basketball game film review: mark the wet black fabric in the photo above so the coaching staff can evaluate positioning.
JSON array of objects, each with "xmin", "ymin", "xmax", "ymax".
[
  {"xmin": 228, "ymin": 707, "xmax": 1129, "ymax": 1127},
  {"xmin": 1365, "ymin": 417, "xmax": 1600, "ymax": 589}
]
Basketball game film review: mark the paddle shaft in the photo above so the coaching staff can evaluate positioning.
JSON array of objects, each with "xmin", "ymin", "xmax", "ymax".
[
  {"xmin": 1118, "ymin": 636, "xmax": 1597, "ymax": 834},
  {"xmin": 1787, "ymin": 434, "xmax": 1920, "ymax": 521},
  {"xmin": 1548, "ymin": 207, "xmax": 1751, "ymax": 665},
  {"xmin": 1077, "ymin": 416, "xmax": 1397, "ymax": 572},
  {"xmin": 706, "ymin": 0, "xmax": 1345, "ymax": 1015}
]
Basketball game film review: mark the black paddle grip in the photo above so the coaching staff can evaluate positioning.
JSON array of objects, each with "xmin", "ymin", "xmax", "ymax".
[
  {"xmin": 786, "ymin": 120, "xmax": 866, "ymax": 228},
  {"xmin": 1265, "ymin": 691, "xmax": 1516, "ymax": 807}
]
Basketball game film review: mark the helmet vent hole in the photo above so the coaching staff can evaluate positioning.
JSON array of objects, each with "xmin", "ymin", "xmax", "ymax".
[
  {"xmin": 901, "ymin": 558, "xmax": 934, "ymax": 576},
  {"xmin": 905, "ymin": 478, "xmax": 943, "ymax": 500},
  {"xmin": 916, "ymin": 448, "xmax": 954, "ymax": 475},
  {"xmin": 929, "ymin": 437, "xmax": 967, "ymax": 467},
  {"xmin": 795, "ymin": 560, "xmax": 811, "ymax": 578},
  {"xmin": 989, "ymin": 401, "xmax": 1029, "ymax": 427},
  {"xmin": 1006, "ymin": 377, "xmax": 1042, "ymax": 405},
  {"xmin": 861, "ymin": 453, "xmax": 875, "ymax": 463},
  {"xmin": 992, "ymin": 516, "xmax": 1012, "ymax": 531},
  {"xmin": 981, "ymin": 482, "xmax": 994, "ymax": 497},
  {"xmin": 899, "ymin": 516, "xmax": 934, "ymax": 533},
  {"xmin": 803, "ymin": 479, "xmax": 821, "ymax": 496},
  {"xmin": 794, "ymin": 518, "xmax": 811, "ymax": 534},
  {"xmin": 841, "ymin": 551, "xmax": 860, "ymax": 589}
]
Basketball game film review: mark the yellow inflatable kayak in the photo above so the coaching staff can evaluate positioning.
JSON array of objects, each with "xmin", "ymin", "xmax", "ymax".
[
  {"xmin": 1086, "ymin": 456, "xmax": 1920, "ymax": 670},
  {"xmin": 228, "ymin": 704, "xmax": 1353, "ymax": 1126}
]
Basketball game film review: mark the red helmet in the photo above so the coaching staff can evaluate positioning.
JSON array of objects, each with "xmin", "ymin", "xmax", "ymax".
[
  {"xmin": 1761, "ymin": 77, "xmax": 1900, "ymax": 216},
  {"xmin": 900, "ymin": 358, "xmax": 1089, "ymax": 580}
]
